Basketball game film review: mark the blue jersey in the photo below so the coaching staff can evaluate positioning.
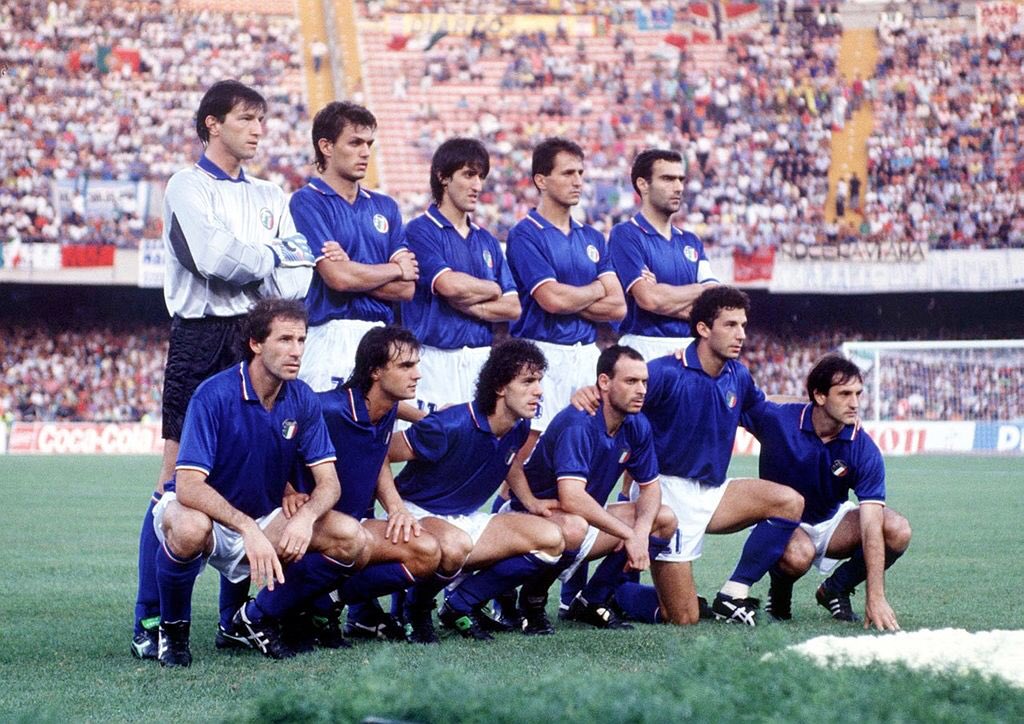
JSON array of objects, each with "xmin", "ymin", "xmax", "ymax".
[
  {"xmin": 401, "ymin": 205, "xmax": 517, "ymax": 349},
  {"xmin": 290, "ymin": 179, "xmax": 407, "ymax": 326},
  {"xmin": 609, "ymin": 213, "xmax": 718, "ymax": 337},
  {"xmin": 513, "ymin": 403, "xmax": 659, "ymax": 510},
  {"xmin": 294, "ymin": 386, "xmax": 397, "ymax": 517},
  {"xmin": 642, "ymin": 344, "xmax": 765, "ymax": 486},
  {"xmin": 506, "ymin": 209, "xmax": 614, "ymax": 344},
  {"xmin": 742, "ymin": 401, "xmax": 886, "ymax": 525},
  {"xmin": 395, "ymin": 402, "xmax": 529, "ymax": 516},
  {"xmin": 175, "ymin": 362, "xmax": 336, "ymax": 520}
]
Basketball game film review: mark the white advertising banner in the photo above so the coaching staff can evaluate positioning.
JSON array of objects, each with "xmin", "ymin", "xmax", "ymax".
[
  {"xmin": 734, "ymin": 421, "xmax": 980, "ymax": 457},
  {"xmin": 8, "ymin": 422, "xmax": 163, "ymax": 455},
  {"xmin": 137, "ymin": 237, "xmax": 164, "ymax": 289}
]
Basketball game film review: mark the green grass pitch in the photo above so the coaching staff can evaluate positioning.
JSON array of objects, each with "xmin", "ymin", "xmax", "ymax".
[{"xmin": 0, "ymin": 454, "xmax": 1021, "ymax": 723}]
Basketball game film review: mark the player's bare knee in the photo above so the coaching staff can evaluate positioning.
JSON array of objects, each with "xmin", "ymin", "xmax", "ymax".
[
  {"xmin": 534, "ymin": 520, "xmax": 564, "ymax": 558},
  {"xmin": 773, "ymin": 485, "xmax": 804, "ymax": 520},
  {"xmin": 653, "ymin": 505, "xmax": 678, "ymax": 539},
  {"xmin": 405, "ymin": 532, "xmax": 442, "ymax": 577},
  {"xmin": 779, "ymin": 534, "xmax": 814, "ymax": 575},
  {"xmin": 437, "ymin": 529, "xmax": 473, "ymax": 571},
  {"xmin": 319, "ymin": 512, "xmax": 368, "ymax": 561},
  {"xmin": 884, "ymin": 511, "xmax": 912, "ymax": 553},
  {"xmin": 559, "ymin": 514, "xmax": 588, "ymax": 550},
  {"xmin": 162, "ymin": 507, "xmax": 211, "ymax": 557},
  {"xmin": 661, "ymin": 602, "xmax": 700, "ymax": 626}
]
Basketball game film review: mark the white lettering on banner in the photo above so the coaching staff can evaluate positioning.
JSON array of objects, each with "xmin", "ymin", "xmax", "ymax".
[
  {"xmin": 9, "ymin": 422, "xmax": 162, "ymax": 454},
  {"xmin": 734, "ymin": 421, "xmax": 978, "ymax": 456},
  {"xmin": 996, "ymin": 425, "xmax": 1024, "ymax": 452},
  {"xmin": 769, "ymin": 249, "xmax": 1024, "ymax": 293}
]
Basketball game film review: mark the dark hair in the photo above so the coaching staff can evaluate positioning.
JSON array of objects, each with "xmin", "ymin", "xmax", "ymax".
[
  {"xmin": 597, "ymin": 345, "xmax": 645, "ymax": 380},
  {"xmin": 195, "ymin": 80, "xmax": 267, "ymax": 145},
  {"xmin": 806, "ymin": 354, "xmax": 863, "ymax": 403},
  {"xmin": 311, "ymin": 101, "xmax": 378, "ymax": 172},
  {"xmin": 630, "ymin": 148, "xmax": 683, "ymax": 194},
  {"xmin": 241, "ymin": 298, "xmax": 307, "ymax": 361},
  {"xmin": 344, "ymin": 326, "xmax": 421, "ymax": 395},
  {"xmin": 690, "ymin": 286, "xmax": 751, "ymax": 333},
  {"xmin": 429, "ymin": 137, "xmax": 490, "ymax": 204},
  {"xmin": 531, "ymin": 137, "xmax": 584, "ymax": 179},
  {"xmin": 475, "ymin": 339, "xmax": 548, "ymax": 416}
]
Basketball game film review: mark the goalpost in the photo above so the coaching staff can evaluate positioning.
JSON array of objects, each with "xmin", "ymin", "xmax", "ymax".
[{"xmin": 840, "ymin": 340, "xmax": 1024, "ymax": 423}]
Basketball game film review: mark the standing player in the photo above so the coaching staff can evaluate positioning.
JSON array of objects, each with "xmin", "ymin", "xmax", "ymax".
[
  {"xmin": 290, "ymin": 101, "xmax": 419, "ymax": 392},
  {"xmin": 505, "ymin": 137, "xmax": 626, "ymax": 446},
  {"xmin": 401, "ymin": 137, "xmax": 520, "ymax": 414},
  {"xmin": 609, "ymin": 149, "xmax": 718, "ymax": 361},
  {"xmin": 287, "ymin": 326, "xmax": 441, "ymax": 643},
  {"xmin": 153, "ymin": 298, "xmax": 368, "ymax": 666},
  {"xmin": 574, "ymin": 286, "xmax": 804, "ymax": 626},
  {"xmin": 509, "ymin": 345, "xmax": 678, "ymax": 632},
  {"xmin": 389, "ymin": 340, "xmax": 573, "ymax": 642},
  {"xmin": 132, "ymin": 80, "xmax": 316, "ymax": 660},
  {"xmin": 743, "ymin": 354, "xmax": 911, "ymax": 631}
]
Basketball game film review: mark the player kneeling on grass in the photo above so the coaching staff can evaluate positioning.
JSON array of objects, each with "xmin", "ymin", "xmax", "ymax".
[
  {"xmin": 506, "ymin": 345, "xmax": 677, "ymax": 632},
  {"xmin": 388, "ymin": 339, "xmax": 574, "ymax": 642},
  {"xmin": 153, "ymin": 298, "xmax": 369, "ymax": 667},
  {"xmin": 282, "ymin": 326, "xmax": 442, "ymax": 647},
  {"xmin": 742, "ymin": 354, "xmax": 911, "ymax": 631}
]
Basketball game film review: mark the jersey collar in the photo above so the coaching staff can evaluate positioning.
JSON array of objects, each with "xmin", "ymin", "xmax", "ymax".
[
  {"xmin": 526, "ymin": 208, "xmax": 582, "ymax": 232},
  {"xmin": 196, "ymin": 154, "xmax": 248, "ymax": 183},
  {"xmin": 679, "ymin": 342, "xmax": 705, "ymax": 372},
  {"xmin": 238, "ymin": 362, "xmax": 261, "ymax": 403},
  {"xmin": 307, "ymin": 177, "xmax": 371, "ymax": 201},
  {"xmin": 631, "ymin": 212, "xmax": 680, "ymax": 239},
  {"xmin": 426, "ymin": 204, "xmax": 480, "ymax": 232},
  {"xmin": 345, "ymin": 387, "xmax": 371, "ymax": 423},
  {"xmin": 799, "ymin": 403, "xmax": 860, "ymax": 441},
  {"xmin": 466, "ymin": 401, "xmax": 495, "ymax": 435}
]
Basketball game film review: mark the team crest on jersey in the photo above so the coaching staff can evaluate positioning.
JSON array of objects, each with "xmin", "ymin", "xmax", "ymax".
[
  {"xmin": 259, "ymin": 208, "xmax": 274, "ymax": 230},
  {"xmin": 831, "ymin": 460, "xmax": 849, "ymax": 477},
  {"xmin": 482, "ymin": 249, "xmax": 494, "ymax": 268},
  {"xmin": 725, "ymin": 390, "xmax": 737, "ymax": 408},
  {"xmin": 373, "ymin": 214, "xmax": 389, "ymax": 233},
  {"xmin": 683, "ymin": 245, "xmax": 698, "ymax": 262},
  {"xmin": 586, "ymin": 244, "xmax": 600, "ymax": 263},
  {"xmin": 281, "ymin": 419, "xmax": 298, "ymax": 440},
  {"xmin": 618, "ymin": 449, "xmax": 631, "ymax": 464}
]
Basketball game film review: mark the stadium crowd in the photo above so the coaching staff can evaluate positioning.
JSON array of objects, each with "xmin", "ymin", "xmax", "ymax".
[
  {"xmin": 0, "ymin": 0, "xmax": 310, "ymax": 249},
  {"xmin": 866, "ymin": 17, "xmax": 1024, "ymax": 249}
]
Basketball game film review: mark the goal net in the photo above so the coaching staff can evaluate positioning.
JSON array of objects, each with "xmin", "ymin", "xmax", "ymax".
[{"xmin": 840, "ymin": 340, "xmax": 1024, "ymax": 422}]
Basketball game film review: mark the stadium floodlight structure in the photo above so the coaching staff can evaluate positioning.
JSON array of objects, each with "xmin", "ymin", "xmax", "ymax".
[{"xmin": 841, "ymin": 340, "xmax": 1024, "ymax": 423}]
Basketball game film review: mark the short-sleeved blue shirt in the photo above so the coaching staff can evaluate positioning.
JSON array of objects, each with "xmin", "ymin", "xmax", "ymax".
[
  {"xmin": 609, "ymin": 213, "xmax": 718, "ymax": 337},
  {"xmin": 394, "ymin": 402, "xmax": 529, "ymax": 516},
  {"xmin": 294, "ymin": 385, "xmax": 397, "ymax": 517},
  {"xmin": 175, "ymin": 362, "xmax": 336, "ymax": 519},
  {"xmin": 742, "ymin": 401, "xmax": 886, "ymax": 525},
  {"xmin": 642, "ymin": 344, "xmax": 765, "ymax": 486},
  {"xmin": 290, "ymin": 179, "xmax": 407, "ymax": 326},
  {"xmin": 401, "ymin": 205, "xmax": 517, "ymax": 349},
  {"xmin": 512, "ymin": 403, "xmax": 659, "ymax": 510},
  {"xmin": 506, "ymin": 209, "xmax": 615, "ymax": 344}
]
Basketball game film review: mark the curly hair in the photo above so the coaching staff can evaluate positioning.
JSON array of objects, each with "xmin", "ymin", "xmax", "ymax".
[{"xmin": 474, "ymin": 339, "xmax": 548, "ymax": 415}]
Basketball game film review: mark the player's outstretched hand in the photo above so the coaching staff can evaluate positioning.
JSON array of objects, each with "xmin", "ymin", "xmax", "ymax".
[
  {"xmin": 243, "ymin": 527, "xmax": 285, "ymax": 591},
  {"xmin": 570, "ymin": 385, "xmax": 600, "ymax": 415},
  {"xmin": 864, "ymin": 595, "xmax": 901, "ymax": 632},
  {"xmin": 278, "ymin": 509, "xmax": 315, "ymax": 564},
  {"xmin": 282, "ymin": 491, "xmax": 309, "ymax": 518},
  {"xmin": 321, "ymin": 240, "xmax": 350, "ymax": 263},
  {"xmin": 267, "ymin": 233, "xmax": 316, "ymax": 268},
  {"xmin": 392, "ymin": 251, "xmax": 419, "ymax": 281},
  {"xmin": 385, "ymin": 507, "xmax": 421, "ymax": 543}
]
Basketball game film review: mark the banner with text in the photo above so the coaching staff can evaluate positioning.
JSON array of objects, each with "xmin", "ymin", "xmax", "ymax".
[
  {"xmin": 734, "ymin": 421, "xmax": 990, "ymax": 456},
  {"xmin": 8, "ymin": 422, "xmax": 163, "ymax": 455}
]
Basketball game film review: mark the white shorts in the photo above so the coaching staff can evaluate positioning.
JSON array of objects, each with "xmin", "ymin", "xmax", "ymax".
[
  {"xmin": 152, "ymin": 491, "xmax": 282, "ymax": 583},
  {"xmin": 634, "ymin": 475, "xmax": 731, "ymax": 563},
  {"xmin": 403, "ymin": 500, "xmax": 495, "ymax": 546},
  {"xmin": 414, "ymin": 344, "xmax": 491, "ymax": 414},
  {"xmin": 800, "ymin": 500, "xmax": 859, "ymax": 574},
  {"xmin": 530, "ymin": 339, "xmax": 601, "ymax": 432},
  {"xmin": 617, "ymin": 334, "xmax": 693, "ymax": 364},
  {"xmin": 300, "ymin": 318, "xmax": 384, "ymax": 392}
]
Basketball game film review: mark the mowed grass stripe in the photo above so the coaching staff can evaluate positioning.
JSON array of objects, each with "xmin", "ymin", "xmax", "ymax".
[{"xmin": 0, "ymin": 455, "xmax": 1021, "ymax": 722}]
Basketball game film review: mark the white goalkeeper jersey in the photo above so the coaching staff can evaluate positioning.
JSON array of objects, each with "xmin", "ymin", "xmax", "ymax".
[{"xmin": 162, "ymin": 155, "xmax": 310, "ymax": 318}]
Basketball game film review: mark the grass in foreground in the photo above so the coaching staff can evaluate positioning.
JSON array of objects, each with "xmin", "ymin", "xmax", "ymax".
[{"xmin": 0, "ymin": 454, "xmax": 1021, "ymax": 722}]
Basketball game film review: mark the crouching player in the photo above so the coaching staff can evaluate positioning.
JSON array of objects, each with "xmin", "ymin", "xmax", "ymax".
[
  {"xmin": 389, "ymin": 339, "xmax": 572, "ymax": 642},
  {"xmin": 153, "ymin": 298, "xmax": 368, "ymax": 666},
  {"xmin": 286, "ymin": 326, "xmax": 441, "ymax": 645},
  {"xmin": 743, "ymin": 354, "xmax": 911, "ymax": 630},
  {"xmin": 508, "ymin": 345, "xmax": 677, "ymax": 632}
]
